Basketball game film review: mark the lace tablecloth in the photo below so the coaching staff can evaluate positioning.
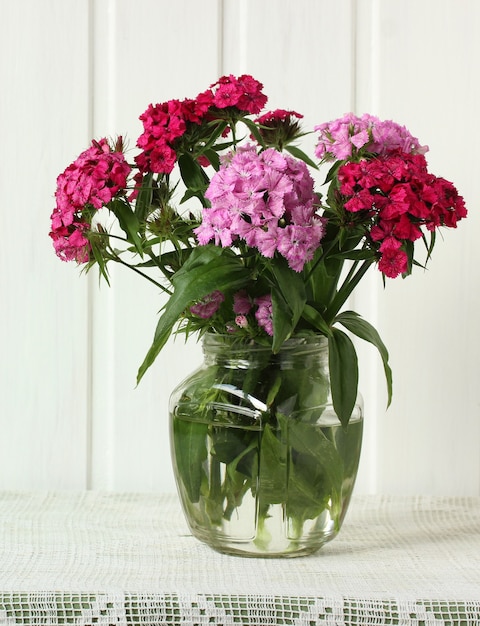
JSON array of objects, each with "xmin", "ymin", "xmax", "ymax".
[{"xmin": 0, "ymin": 492, "xmax": 479, "ymax": 625}]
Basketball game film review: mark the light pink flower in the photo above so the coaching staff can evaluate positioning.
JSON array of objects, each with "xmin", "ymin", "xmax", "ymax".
[
  {"xmin": 254, "ymin": 294, "xmax": 274, "ymax": 336},
  {"xmin": 315, "ymin": 113, "xmax": 428, "ymax": 162},
  {"xmin": 194, "ymin": 208, "xmax": 235, "ymax": 246},
  {"xmin": 235, "ymin": 315, "xmax": 249, "ymax": 328},
  {"xmin": 199, "ymin": 146, "xmax": 323, "ymax": 271}
]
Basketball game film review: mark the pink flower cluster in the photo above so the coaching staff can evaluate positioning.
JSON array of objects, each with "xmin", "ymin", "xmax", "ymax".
[
  {"xmin": 234, "ymin": 291, "xmax": 274, "ymax": 336},
  {"xmin": 195, "ymin": 145, "xmax": 325, "ymax": 272},
  {"xmin": 189, "ymin": 290, "xmax": 225, "ymax": 319},
  {"xmin": 338, "ymin": 151, "xmax": 467, "ymax": 277},
  {"xmin": 135, "ymin": 74, "xmax": 267, "ymax": 175},
  {"xmin": 50, "ymin": 139, "xmax": 131, "ymax": 262},
  {"xmin": 188, "ymin": 288, "xmax": 274, "ymax": 336},
  {"xmin": 315, "ymin": 113, "xmax": 428, "ymax": 161}
]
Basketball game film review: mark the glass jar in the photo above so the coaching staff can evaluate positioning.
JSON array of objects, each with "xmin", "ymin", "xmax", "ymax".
[{"xmin": 169, "ymin": 333, "xmax": 363, "ymax": 557}]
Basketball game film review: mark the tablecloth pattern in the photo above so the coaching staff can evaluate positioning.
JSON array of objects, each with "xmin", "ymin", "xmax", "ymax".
[{"xmin": 0, "ymin": 492, "xmax": 479, "ymax": 625}]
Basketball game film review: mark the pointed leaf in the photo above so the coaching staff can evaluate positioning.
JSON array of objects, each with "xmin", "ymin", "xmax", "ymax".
[
  {"xmin": 301, "ymin": 304, "xmax": 332, "ymax": 336},
  {"xmin": 271, "ymin": 289, "xmax": 295, "ymax": 349},
  {"xmin": 241, "ymin": 117, "xmax": 266, "ymax": 148},
  {"xmin": 328, "ymin": 328, "xmax": 358, "ymax": 428},
  {"xmin": 271, "ymin": 260, "xmax": 306, "ymax": 323},
  {"xmin": 284, "ymin": 144, "xmax": 319, "ymax": 169},
  {"xmin": 202, "ymin": 148, "xmax": 220, "ymax": 171},
  {"xmin": 111, "ymin": 198, "xmax": 144, "ymax": 256},
  {"xmin": 88, "ymin": 238, "xmax": 110, "ymax": 285},
  {"xmin": 335, "ymin": 310, "xmax": 393, "ymax": 407},
  {"xmin": 258, "ymin": 424, "xmax": 287, "ymax": 504},
  {"xmin": 178, "ymin": 153, "xmax": 209, "ymax": 192},
  {"xmin": 134, "ymin": 172, "xmax": 154, "ymax": 222},
  {"xmin": 172, "ymin": 418, "xmax": 208, "ymax": 503},
  {"xmin": 270, "ymin": 260, "xmax": 307, "ymax": 350},
  {"xmin": 137, "ymin": 247, "xmax": 249, "ymax": 383}
]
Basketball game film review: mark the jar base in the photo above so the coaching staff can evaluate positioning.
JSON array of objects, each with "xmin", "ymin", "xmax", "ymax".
[
  {"xmin": 193, "ymin": 536, "xmax": 335, "ymax": 558},
  {"xmin": 184, "ymin": 502, "xmax": 340, "ymax": 557}
]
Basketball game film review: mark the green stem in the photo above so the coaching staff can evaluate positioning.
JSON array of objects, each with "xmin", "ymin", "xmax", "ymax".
[
  {"xmin": 325, "ymin": 258, "xmax": 374, "ymax": 322},
  {"xmin": 304, "ymin": 232, "xmax": 342, "ymax": 283},
  {"xmin": 106, "ymin": 250, "xmax": 172, "ymax": 294}
]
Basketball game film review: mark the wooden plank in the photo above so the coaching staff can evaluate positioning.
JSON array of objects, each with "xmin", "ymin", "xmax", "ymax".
[
  {"xmin": 355, "ymin": 0, "xmax": 480, "ymax": 494},
  {"xmin": 0, "ymin": 0, "xmax": 91, "ymax": 488},
  {"xmin": 89, "ymin": 0, "xmax": 221, "ymax": 491}
]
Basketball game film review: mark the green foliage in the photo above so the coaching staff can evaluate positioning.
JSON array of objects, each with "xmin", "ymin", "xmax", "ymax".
[
  {"xmin": 328, "ymin": 329, "xmax": 359, "ymax": 428},
  {"xmin": 170, "ymin": 338, "xmax": 363, "ymax": 546},
  {"xmin": 172, "ymin": 419, "xmax": 208, "ymax": 503},
  {"xmin": 335, "ymin": 310, "xmax": 393, "ymax": 408},
  {"xmin": 137, "ymin": 246, "xmax": 250, "ymax": 383},
  {"xmin": 79, "ymin": 110, "xmax": 394, "ymax": 428}
]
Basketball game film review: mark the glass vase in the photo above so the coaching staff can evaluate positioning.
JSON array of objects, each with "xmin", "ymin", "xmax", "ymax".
[{"xmin": 169, "ymin": 333, "xmax": 363, "ymax": 557}]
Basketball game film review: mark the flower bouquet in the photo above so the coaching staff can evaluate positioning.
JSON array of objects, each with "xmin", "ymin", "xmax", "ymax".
[{"xmin": 50, "ymin": 75, "xmax": 466, "ymax": 555}]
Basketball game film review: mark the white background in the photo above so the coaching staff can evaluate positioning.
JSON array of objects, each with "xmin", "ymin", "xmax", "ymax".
[{"xmin": 1, "ymin": 0, "xmax": 478, "ymax": 494}]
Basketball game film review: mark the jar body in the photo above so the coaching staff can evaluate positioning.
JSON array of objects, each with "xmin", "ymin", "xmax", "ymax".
[{"xmin": 169, "ymin": 334, "xmax": 363, "ymax": 557}]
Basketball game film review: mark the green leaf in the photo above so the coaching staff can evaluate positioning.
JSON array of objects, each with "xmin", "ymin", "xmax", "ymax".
[
  {"xmin": 332, "ymin": 249, "xmax": 376, "ymax": 261},
  {"xmin": 325, "ymin": 258, "xmax": 373, "ymax": 322},
  {"xmin": 179, "ymin": 187, "xmax": 205, "ymax": 206},
  {"xmin": 270, "ymin": 259, "xmax": 307, "ymax": 350},
  {"xmin": 323, "ymin": 160, "xmax": 343, "ymax": 185},
  {"xmin": 203, "ymin": 120, "xmax": 229, "ymax": 149},
  {"xmin": 285, "ymin": 417, "xmax": 344, "ymax": 522},
  {"xmin": 178, "ymin": 153, "xmax": 209, "ymax": 192},
  {"xmin": 335, "ymin": 310, "xmax": 393, "ymax": 407},
  {"xmin": 201, "ymin": 148, "xmax": 220, "ymax": 171},
  {"xmin": 328, "ymin": 328, "xmax": 358, "ymax": 428},
  {"xmin": 301, "ymin": 304, "xmax": 332, "ymax": 336},
  {"xmin": 134, "ymin": 172, "xmax": 154, "ymax": 222},
  {"xmin": 172, "ymin": 418, "xmax": 208, "ymax": 503},
  {"xmin": 110, "ymin": 198, "xmax": 144, "ymax": 256},
  {"xmin": 258, "ymin": 424, "xmax": 287, "ymax": 504},
  {"xmin": 271, "ymin": 260, "xmax": 306, "ymax": 323},
  {"xmin": 284, "ymin": 144, "xmax": 319, "ymax": 169},
  {"xmin": 136, "ymin": 247, "xmax": 250, "ymax": 383},
  {"xmin": 271, "ymin": 289, "xmax": 293, "ymax": 348},
  {"xmin": 241, "ymin": 117, "xmax": 266, "ymax": 148},
  {"xmin": 88, "ymin": 238, "xmax": 110, "ymax": 285}
]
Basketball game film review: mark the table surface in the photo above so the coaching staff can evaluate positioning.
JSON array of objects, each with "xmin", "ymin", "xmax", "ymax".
[{"xmin": 0, "ymin": 492, "xmax": 479, "ymax": 625}]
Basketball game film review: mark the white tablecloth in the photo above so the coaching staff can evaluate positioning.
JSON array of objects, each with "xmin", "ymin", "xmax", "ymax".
[{"xmin": 0, "ymin": 492, "xmax": 479, "ymax": 625}]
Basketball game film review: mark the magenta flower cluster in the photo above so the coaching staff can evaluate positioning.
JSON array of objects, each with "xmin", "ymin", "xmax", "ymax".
[
  {"xmin": 135, "ymin": 74, "xmax": 267, "ymax": 175},
  {"xmin": 314, "ymin": 112, "xmax": 428, "ymax": 161},
  {"xmin": 50, "ymin": 139, "xmax": 131, "ymax": 262},
  {"xmin": 195, "ymin": 144, "xmax": 326, "ymax": 272},
  {"xmin": 49, "ymin": 75, "xmax": 267, "ymax": 263}
]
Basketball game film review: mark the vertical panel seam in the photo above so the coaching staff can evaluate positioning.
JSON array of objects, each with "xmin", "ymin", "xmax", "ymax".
[
  {"xmin": 218, "ymin": 0, "xmax": 224, "ymax": 76},
  {"xmin": 86, "ymin": 0, "xmax": 95, "ymax": 490},
  {"xmin": 351, "ymin": 0, "xmax": 358, "ymax": 112},
  {"xmin": 351, "ymin": 0, "xmax": 380, "ymax": 495}
]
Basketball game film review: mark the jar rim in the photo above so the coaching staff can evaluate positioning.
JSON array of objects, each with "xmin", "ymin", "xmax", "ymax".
[{"xmin": 202, "ymin": 332, "xmax": 328, "ymax": 353}]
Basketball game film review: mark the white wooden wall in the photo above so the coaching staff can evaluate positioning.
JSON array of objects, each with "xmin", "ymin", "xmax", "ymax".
[{"xmin": 1, "ymin": 0, "xmax": 479, "ymax": 494}]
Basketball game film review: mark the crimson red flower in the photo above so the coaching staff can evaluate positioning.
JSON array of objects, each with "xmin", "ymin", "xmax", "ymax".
[
  {"xmin": 338, "ymin": 151, "xmax": 466, "ymax": 278},
  {"xmin": 378, "ymin": 246, "xmax": 408, "ymax": 278}
]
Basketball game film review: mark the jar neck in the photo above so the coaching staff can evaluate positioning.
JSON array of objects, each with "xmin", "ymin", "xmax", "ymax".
[{"xmin": 202, "ymin": 334, "xmax": 329, "ymax": 371}]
